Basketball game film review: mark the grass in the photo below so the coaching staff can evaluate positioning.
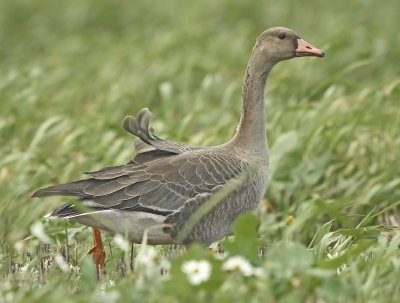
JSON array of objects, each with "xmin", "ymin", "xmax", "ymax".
[{"xmin": 1, "ymin": 0, "xmax": 400, "ymax": 302}]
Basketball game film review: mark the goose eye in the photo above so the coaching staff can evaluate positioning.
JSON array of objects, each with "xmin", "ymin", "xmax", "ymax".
[{"xmin": 278, "ymin": 33, "xmax": 286, "ymax": 40}]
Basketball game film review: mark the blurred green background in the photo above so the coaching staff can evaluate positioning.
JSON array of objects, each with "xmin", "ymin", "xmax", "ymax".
[{"xmin": 0, "ymin": 0, "xmax": 399, "ymax": 302}]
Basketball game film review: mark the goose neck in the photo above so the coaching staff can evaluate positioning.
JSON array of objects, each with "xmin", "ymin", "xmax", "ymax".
[{"xmin": 232, "ymin": 49, "xmax": 275, "ymax": 150}]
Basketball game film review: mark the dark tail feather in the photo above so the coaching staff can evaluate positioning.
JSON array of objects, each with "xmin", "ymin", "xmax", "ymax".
[
  {"xmin": 32, "ymin": 179, "xmax": 93, "ymax": 198},
  {"xmin": 51, "ymin": 203, "xmax": 81, "ymax": 217}
]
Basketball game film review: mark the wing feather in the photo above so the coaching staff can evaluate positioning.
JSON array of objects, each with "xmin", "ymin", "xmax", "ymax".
[{"xmin": 32, "ymin": 108, "xmax": 248, "ymax": 218}]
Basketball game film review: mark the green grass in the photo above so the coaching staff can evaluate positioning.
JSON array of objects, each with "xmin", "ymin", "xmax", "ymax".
[{"xmin": 1, "ymin": 0, "xmax": 400, "ymax": 302}]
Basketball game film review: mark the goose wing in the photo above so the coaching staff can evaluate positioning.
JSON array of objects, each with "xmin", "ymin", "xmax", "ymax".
[{"xmin": 33, "ymin": 150, "xmax": 246, "ymax": 216}]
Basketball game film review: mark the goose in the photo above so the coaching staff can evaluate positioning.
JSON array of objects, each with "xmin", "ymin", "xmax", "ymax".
[{"xmin": 32, "ymin": 27, "xmax": 324, "ymax": 275}]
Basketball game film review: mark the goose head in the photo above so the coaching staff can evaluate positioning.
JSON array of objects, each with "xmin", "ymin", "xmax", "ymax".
[{"xmin": 254, "ymin": 27, "xmax": 325, "ymax": 66}]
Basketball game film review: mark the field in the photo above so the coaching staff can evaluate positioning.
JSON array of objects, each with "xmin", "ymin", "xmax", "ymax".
[{"xmin": 1, "ymin": 0, "xmax": 400, "ymax": 302}]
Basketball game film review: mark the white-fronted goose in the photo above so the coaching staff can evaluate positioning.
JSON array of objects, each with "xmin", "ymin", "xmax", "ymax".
[{"xmin": 33, "ymin": 27, "xmax": 324, "ymax": 274}]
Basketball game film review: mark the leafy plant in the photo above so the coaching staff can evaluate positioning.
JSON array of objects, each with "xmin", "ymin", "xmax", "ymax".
[{"xmin": 1, "ymin": 0, "xmax": 400, "ymax": 302}]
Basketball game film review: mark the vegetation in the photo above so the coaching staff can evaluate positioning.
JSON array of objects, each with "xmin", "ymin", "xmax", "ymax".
[{"xmin": 1, "ymin": 0, "xmax": 399, "ymax": 302}]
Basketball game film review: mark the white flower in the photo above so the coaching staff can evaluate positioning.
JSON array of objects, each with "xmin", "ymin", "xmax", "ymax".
[
  {"xmin": 135, "ymin": 245, "xmax": 170, "ymax": 276},
  {"xmin": 14, "ymin": 241, "xmax": 25, "ymax": 253},
  {"xmin": 223, "ymin": 256, "xmax": 254, "ymax": 276},
  {"xmin": 214, "ymin": 251, "xmax": 227, "ymax": 260},
  {"xmin": 113, "ymin": 234, "xmax": 129, "ymax": 252},
  {"xmin": 181, "ymin": 260, "xmax": 211, "ymax": 285},
  {"xmin": 30, "ymin": 221, "xmax": 52, "ymax": 244},
  {"xmin": 208, "ymin": 243, "xmax": 227, "ymax": 260},
  {"xmin": 54, "ymin": 254, "xmax": 69, "ymax": 272},
  {"xmin": 135, "ymin": 246, "xmax": 158, "ymax": 266},
  {"xmin": 20, "ymin": 264, "xmax": 29, "ymax": 273}
]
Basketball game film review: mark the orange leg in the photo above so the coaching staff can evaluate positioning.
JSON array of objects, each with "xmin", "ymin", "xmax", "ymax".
[{"xmin": 88, "ymin": 228, "xmax": 105, "ymax": 280}]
